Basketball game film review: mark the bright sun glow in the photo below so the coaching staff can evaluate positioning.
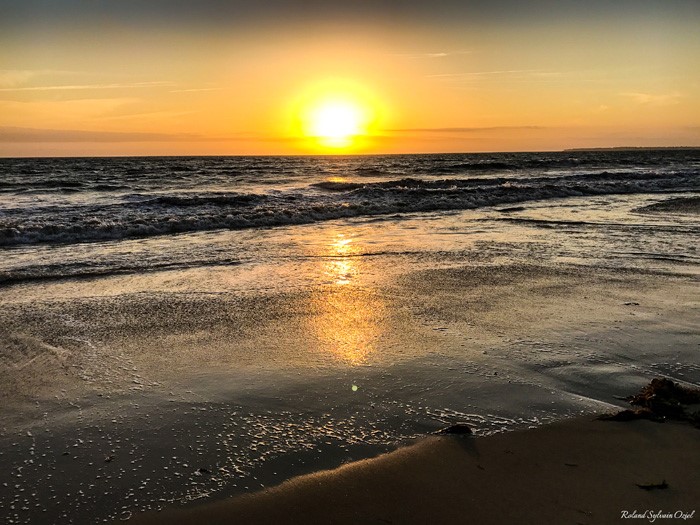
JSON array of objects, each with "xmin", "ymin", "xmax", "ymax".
[
  {"xmin": 308, "ymin": 101, "xmax": 364, "ymax": 148},
  {"xmin": 291, "ymin": 80, "xmax": 382, "ymax": 151}
]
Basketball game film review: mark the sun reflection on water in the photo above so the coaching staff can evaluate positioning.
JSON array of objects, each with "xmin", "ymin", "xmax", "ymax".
[
  {"xmin": 323, "ymin": 233, "xmax": 359, "ymax": 285},
  {"xmin": 309, "ymin": 232, "xmax": 385, "ymax": 365}
]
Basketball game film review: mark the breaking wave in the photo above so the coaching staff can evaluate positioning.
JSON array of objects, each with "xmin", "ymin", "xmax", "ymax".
[{"xmin": 0, "ymin": 168, "xmax": 696, "ymax": 246}]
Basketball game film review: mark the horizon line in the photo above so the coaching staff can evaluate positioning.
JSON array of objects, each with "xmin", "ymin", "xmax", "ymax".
[{"xmin": 2, "ymin": 145, "xmax": 699, "ymax": 160}]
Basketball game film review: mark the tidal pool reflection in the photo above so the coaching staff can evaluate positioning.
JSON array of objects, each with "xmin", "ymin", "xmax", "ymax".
[
  {"xmin": 309, "ymin": 232, "xmax": 385, "ymax": 365},
  {"xmin": 323, "ymin": 233, "xmax": 359, "ymax": 285}
]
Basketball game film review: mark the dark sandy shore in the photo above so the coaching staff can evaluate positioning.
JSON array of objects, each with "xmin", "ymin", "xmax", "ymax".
[
  {"xmin": 636, "ymin": 196, "xmax": 700, "ymax": 214},
  {"xmin": 134, "ymin": 417, "xmax": 699, "ymax": 525}
]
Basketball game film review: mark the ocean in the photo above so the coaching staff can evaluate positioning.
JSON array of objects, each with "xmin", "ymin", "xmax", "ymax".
[
  {"xmin": 1, "ymin": 150, "xmax": 699, "ymax": 284},
  {"xmin": 0, "ymin": 149, "xmax": 699, "ymax": 523}
]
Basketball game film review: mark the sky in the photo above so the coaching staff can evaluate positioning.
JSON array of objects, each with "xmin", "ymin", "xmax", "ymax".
[{"xmin": 1, "ymin": 0, "xmax": 699, "ymax": 156}]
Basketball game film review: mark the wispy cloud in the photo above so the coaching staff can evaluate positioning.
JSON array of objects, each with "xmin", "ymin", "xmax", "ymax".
[
  {"xmin": 386, "ymin": 126, "xmax": 545, "ymax": 133},
  {"xmin": 0, "ymin": 69, "xmax": 81, "ymax": 88},
  {"xmin": 99, "ymin": 110, "xmax": 196, "ymax": 121},
  {"xmin": 0, "ymin": 70, "xmax": 40, "ymax": 88},
  {"xmin": 0, "ymin": 126, "xmax": 296, "ymax": 144},
  {"xmin": 425, "ymin": 69, "xmax": 607, "ymax": 85},
  {"xmin": 428, "ymin": 69, "xmax": 547, "ymax": 79},
  {"xmin": 0, "ymin": 126, "xmax": 224, "ymax": 143},
  {"xmin": 392, "ymin": 50, "xmax": 473, "ymax": 59},
  {"xmin": 0, "ymin": 81, "xmax": 175, "ymax": 92},
  {"xmin": 620, "ymin": 91, "xmax": 682, "ymax": 106},
  {"xmin": 168, "ymin": 87, "xmax": 223, "ymax": 93}
]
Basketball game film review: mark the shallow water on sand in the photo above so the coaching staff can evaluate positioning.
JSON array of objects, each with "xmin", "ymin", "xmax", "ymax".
[{"xmin": 0, "ymin": 153, "xmax": 699, "ymax": 524}]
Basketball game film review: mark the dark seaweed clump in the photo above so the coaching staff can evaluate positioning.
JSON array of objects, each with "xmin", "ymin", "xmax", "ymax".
[{"xmin": 599, "ymin": 378, "xmax": 700, "ymax": 427}]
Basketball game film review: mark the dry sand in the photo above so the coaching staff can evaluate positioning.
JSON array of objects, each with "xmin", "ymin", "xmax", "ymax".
[{"xmin": 135, "ymin": 418, "xmax": 699, "ymax": 525}]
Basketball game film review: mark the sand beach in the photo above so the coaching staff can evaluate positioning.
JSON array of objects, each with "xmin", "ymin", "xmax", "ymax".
[{"xmin": 135, "ymin": 417, "xmax": 700, "ymax": 525}]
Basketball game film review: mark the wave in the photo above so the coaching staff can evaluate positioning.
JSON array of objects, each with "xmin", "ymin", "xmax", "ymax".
[
  {"xmin": 0, "ymin": 258, "xmax": 242, "ymax": 285},
  {"xmin": 314, "ymin": 176, "xmax": 508, "ymax": 192},
  {"xmin": 141, "ymin": 192, "xmax": 264, "ymax": 207},
  {"xmin": 0, "ymin": 180, "xmax": 85, "ymax": 193},
  {"xmin": 0, "ymin": 180, "xmax": 136, "ymax": 194},
  {"xmin": 313, "ymin": 171, "xmax": 687, "ymax": 193},
  {"xmin": 418, "ymin": 161, "xmax": 517, "ymax": 174},
  {"xmin": 312, "ymin": 181, "xmax": 365, "ymax": 191},
  {"xmin": 353, "ymin": 167, "xmax": 388, "ymax": 177},
  {"xmin": 91, "ymin": 184, "xmax": 133, "ymax": 192},
  {"xmin": 1, "ymin": 169, "xmax": 696, "ymax": 247}
]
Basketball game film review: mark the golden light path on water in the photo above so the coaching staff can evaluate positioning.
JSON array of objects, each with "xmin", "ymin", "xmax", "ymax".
[{"xmin": 309, "ymin": 230, "xmax": 385, "ymax": 366}]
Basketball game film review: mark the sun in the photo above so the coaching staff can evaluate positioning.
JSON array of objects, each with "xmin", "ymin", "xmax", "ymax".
[
  {"xmin": 291, "ymin": 79, "xmax": 382, "ymax": 152},
  {"xmin": 307, "ymin": 100, "xmax": 364, "ymax": 148}
]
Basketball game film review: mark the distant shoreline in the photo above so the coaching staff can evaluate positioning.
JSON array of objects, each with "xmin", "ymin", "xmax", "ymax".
[{"xmin": 563, "ymin": 146, "xmax": 700, "ymax": 152}]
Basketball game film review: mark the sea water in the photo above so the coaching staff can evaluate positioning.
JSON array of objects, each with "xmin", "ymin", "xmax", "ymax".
[{"xmin": 1, "ymin": 150, "xmax": 699, "ymax": 283}]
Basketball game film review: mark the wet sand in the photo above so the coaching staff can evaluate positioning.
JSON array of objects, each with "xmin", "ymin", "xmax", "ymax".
[
  {"xmin": 1, "ymin": 241, "xmax": 698, "ymax": 523},
  {"xmin": 636, "ymin": 196, "xmax": 700, "ymax": 214},
  {"xmin": 136, "ymin": 418, "xmax": 700, "ymax": 525}
]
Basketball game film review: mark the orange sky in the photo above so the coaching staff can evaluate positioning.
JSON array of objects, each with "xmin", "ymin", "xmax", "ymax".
[{"xmin": 1, "ymin": 1, "xmax": 699, "ymax": 156}]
